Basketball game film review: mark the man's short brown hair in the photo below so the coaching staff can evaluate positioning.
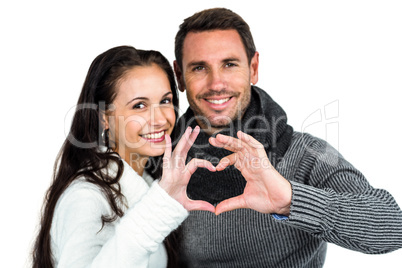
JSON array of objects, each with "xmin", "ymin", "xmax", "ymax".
[{"xmin": 174, "ymin": 8, "xmax": 256, "ymax": 70}]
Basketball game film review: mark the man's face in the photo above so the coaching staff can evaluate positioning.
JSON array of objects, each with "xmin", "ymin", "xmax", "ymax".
[{"xmin": 175, "ymin": 29, "xmax": 259, "ymax": 133}]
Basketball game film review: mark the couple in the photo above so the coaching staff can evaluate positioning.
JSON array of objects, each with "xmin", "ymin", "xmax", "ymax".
[{"xmin": 32, "ymin": 8, "xmax": 402, "ymax": 268}]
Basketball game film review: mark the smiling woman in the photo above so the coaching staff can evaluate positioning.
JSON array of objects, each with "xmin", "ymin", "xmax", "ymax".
[
  {"xmin": 31, "ymin": 45, "xmax": 216, "ymax": 268},
  {"xmin": 104, "ymin": 64, "xmax": 176, "ymax": 173}
]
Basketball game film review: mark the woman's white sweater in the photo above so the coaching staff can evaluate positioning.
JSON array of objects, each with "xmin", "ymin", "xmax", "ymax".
[{"xmin": 50, "ymin": 160, "xmax": 188, "ymax": 267}]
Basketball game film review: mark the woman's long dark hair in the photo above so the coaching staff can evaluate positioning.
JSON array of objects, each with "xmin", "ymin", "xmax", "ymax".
[{"xmin": 32, "ymin": 46, "xmax": 179, "ymax": 268}]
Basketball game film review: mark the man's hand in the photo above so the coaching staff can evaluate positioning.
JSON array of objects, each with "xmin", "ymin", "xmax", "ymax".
[
  {"xmin": 159, "ymin": 126, "xmax": 216, "ymax": 213},
  {"xmin": 209, "ymin": 130, "xmax": 292, "ymax": 216}
]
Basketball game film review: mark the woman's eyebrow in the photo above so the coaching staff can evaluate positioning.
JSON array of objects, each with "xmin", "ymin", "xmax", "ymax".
[
  {"xmin": 162, "ymin": 91, "xmax": 173, "ymax": 97},
  {"xmin": 126, "ymin": 91, "xmax": 172, "ymax": 106},
  {"xmin": 126, "ymin": 97, "xmax": 148, "ymax": 106}
]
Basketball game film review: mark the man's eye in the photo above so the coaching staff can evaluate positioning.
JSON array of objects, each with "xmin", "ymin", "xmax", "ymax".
[
  {"xmin": 193, "ymin": 66, "xmax": 205, "ymax": 71},
  {"xmin": 225, "ymin": 63, "xmax": 237, "ymax": 67},
  {"xmin": 133, "ymin": 102, "xmax": 145, "ymax": 109}
]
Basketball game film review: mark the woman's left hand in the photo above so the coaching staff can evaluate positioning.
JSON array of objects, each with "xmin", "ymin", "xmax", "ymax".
[{"xmin": 159, "ymin": 126, "xmax": 216, "ymax": 213}]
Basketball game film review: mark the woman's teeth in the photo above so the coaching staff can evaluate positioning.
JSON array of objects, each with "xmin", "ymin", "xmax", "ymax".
[
  {"xmin": 207, "ymin": 98, "xmax": 230, "ymax": 104},
  {"xmin": 142, "ymin": 131, "xmax": 164, "ymax": 139}
]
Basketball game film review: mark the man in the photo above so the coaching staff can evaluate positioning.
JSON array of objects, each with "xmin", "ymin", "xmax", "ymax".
[{"xmin": 172, "ymin": 7, "xmax": 402, "ymax": 267}]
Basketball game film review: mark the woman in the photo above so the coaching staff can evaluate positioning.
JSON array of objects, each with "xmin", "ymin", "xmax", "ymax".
[{"xmin": 32, "ymin": 46, "xmax": 216, "ymax": 267}]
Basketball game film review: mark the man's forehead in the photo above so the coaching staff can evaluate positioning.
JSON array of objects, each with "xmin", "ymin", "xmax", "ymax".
[
  {"xmin": 182, "ymin": 29, "xmax": 247, "ymax": 64},
  {"xmin": 183, "ymin": 29, "xmax": 241, "ymax": 46}
]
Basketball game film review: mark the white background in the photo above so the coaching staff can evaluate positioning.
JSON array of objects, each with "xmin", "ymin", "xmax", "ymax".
[{"xmin": 1, "ymin": 0, "xmax": 401, "ymax": 267}]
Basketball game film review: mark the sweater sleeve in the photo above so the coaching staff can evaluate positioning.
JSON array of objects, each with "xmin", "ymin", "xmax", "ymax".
[
  {"xmin": 51, "ymin": 180, "xmax": 188, "ymax": 268},
  {"xmin": 282, "ymin": 135, "xmax": 402, "ymax": 254}
]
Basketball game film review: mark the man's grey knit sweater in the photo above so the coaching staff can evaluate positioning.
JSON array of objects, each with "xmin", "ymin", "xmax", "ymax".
[{"xmin": 176, "ymin": 87, "xmax": 402, "ymax": 267}]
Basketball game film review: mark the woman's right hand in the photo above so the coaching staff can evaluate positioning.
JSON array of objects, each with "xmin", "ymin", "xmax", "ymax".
[{"xmin": 158, "ymin": 126, "xmax": 216, "ymax": 213}]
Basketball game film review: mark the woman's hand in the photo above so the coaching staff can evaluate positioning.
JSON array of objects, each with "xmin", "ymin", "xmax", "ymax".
[
  {"xmin": 159, "ymin": 126, "xmax": 216, "ymax": 213},
  {"xmin": 209, "ymin": 130, "xmax": 292, "ymax": 216}
]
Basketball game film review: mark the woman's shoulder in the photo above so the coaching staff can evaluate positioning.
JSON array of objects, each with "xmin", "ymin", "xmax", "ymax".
[
  {"xmin": 54, "ymin": 177, "xmax": 111, "ymax": 216},
  {"xmin": 118, "ymin": 160, "xmax": 156, "ymax": 207},
  {"xmin": 54, "ymin": 160, "xmax": 157, "ymax": 217}
]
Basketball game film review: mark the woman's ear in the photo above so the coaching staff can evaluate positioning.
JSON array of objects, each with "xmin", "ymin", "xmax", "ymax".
[{"xmin": 101, "ymin": 112, "xmax": 109, "ymax": 130}]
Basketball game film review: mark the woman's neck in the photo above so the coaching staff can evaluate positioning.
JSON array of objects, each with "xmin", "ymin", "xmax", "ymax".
[
  {"xmin": 114, "ymin": 146, "xmax": 149, "ymax": 176},
  {"xmin": 130, "ymin": 157, "xmax": 149, "ymax": 176},
  {"xmin": 123, "ymin": 152, "xmax": 149, "ymax": 176}
]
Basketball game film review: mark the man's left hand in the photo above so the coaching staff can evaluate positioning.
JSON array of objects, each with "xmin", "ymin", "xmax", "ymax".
[{"xmin": 209, "ymin": 131, "xmax": 292, "ymax": 216}]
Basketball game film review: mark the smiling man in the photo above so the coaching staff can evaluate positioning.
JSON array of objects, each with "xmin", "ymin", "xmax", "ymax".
[
  {"xmin": 171, "ymin": 7, "xmax": 402, "ymax": 268},
  {"xmin": 175, "ymin": 29, "xmax": 256, "ymax": 134}
]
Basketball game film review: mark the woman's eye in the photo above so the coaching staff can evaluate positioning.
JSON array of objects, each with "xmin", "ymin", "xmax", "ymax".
[
  {"xmin": 161, "ymin": 98, "xmax": 172, "ymax": 105},
  {"xmin": 133, "ymin": 102, "xmax": 145, "ymax": 109}
]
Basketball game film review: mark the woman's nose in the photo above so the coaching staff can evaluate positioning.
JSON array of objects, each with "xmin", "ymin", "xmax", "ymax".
[{"xmin": 150, "ymin": 105, "xmax": 167, "ymax": 127}]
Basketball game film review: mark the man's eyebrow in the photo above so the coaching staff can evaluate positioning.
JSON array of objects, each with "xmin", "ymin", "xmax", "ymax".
[
  {"xmin": 223, "ymin": 57, "xmax": 240, "ymax": 63},
  {"xmin": 187, "ymin": 61, "xmax": 207, "ymax": 68}
]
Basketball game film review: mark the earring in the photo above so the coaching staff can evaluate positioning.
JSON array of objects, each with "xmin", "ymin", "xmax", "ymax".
[{"xmin": 102, "ymin": 129, "xmax": 109, "ymax": 145}]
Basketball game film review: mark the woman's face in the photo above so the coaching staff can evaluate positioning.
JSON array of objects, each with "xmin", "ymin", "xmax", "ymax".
[{"xmin": 105, "ymin": 64, "xmax": 176, "ymax": 163}]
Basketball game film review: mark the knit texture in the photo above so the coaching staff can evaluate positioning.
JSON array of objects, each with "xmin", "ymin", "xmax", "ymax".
[
  {"xmin": 50, "ymin": 160, "xmax": 188, "ymax": 267},
  {"xmin": 176, "ymin": 88, "xmax": 402, "ymax": 267}
]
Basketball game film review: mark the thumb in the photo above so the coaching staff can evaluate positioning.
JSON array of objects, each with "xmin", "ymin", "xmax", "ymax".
[
  {"xmin": 215, "ymin": 195, "xmax": 247, "ymax": 215},
  {"xmin": 185, "ymin": 200, "xmax": 216, "ymax": 213}
]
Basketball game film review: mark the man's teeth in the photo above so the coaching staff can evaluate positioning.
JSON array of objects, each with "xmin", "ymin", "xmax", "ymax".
[
  {"xmin": 142, "ymin": 131, "xmax": 164, "ymax": 139},
  {"xmin": 207, "ymin": 98, "xmax": 230, "ymax": 104}
]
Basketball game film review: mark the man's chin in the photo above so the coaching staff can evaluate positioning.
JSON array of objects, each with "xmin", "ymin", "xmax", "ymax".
[{"xmin": 207, "ymin": 117, "xmax": 234, "ymax": 130}]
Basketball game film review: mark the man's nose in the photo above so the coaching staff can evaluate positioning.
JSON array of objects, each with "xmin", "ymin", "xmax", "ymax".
[{"xmin": 208, "ymin": 68, "xmax": 226, "ymax": 91}]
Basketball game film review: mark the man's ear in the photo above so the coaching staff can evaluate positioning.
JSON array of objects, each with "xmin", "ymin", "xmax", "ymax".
[
  {"xmin": 174, "ymin": 60, "xmax": 186, "ymax": 92},
  {"xmin": 250, "ymin": 51, "xmax": 259, "ymax": 85}
]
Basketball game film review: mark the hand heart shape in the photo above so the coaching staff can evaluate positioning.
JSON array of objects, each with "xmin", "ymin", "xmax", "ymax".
[{"xmin": 159, "ymin": 127, "xmax": 292, "ymax": 216}]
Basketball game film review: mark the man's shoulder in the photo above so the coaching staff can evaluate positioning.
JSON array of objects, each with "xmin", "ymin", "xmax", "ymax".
[
  {"xmin": 284, "ymin": 131, "xmax": 341, "ymax": 162},
  {"xmin": 289, "ymin": 131, "xmax": 330, "ymax": 151}
]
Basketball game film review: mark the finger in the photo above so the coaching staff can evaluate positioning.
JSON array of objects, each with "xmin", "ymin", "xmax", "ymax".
[
  {"xmin": 164, "ymin": 134, "xmax": 172, "ymax": 157},
  {"xmin": 174, "ymin": 126, "xmax": 199, "ymax": 157},
  {"xmin": 215, "ymin": 195, "xmax": 247, "ymax": 215},
  {"xmin": 208, "ymin": 136, "xmax": 226, "ymax": 148},
  {"xmin": 215, "ymin": 153, "xmax": 237, "ymax": 171},
  {"xmin": 162, "ymin": 134, "xmax": 172, "ymax": 168},
  {"xmin": 237, "ymin": 131, "xmax": 264, "ymax": 150},
  {"xmin": 185, "ymin": 200, "xmax": 216, "ymax": 213},
  {"xmin": 185, "ymin": 158, "xmax": 216, "ymax": 176},
  {"xmin": 173, "ymin": 126, "xmax": 191, "ymax": 153},
  {"xmin": 210, "ymin": 134, "xmax": 247, "ymax": 153},
  {"xmin": 181, "ymin": 125, "xmax": 200, "ymax": 155}
]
